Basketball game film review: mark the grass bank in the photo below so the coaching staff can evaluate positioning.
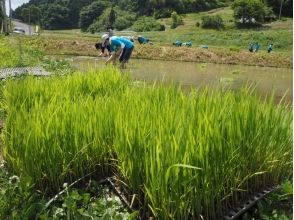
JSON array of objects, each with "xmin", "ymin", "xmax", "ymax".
[
  {"xmin": 0, "ymin": 36, "xmax": 43, "ymax": 68},
  {"xmin": 2, "ymin": 68, "xmax": 292, "ymax": 219}
]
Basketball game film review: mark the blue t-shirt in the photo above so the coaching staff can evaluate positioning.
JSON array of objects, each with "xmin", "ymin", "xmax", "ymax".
[{"xmin": 110, "ymin": 36, "xmax": 134, "ymax": 50}]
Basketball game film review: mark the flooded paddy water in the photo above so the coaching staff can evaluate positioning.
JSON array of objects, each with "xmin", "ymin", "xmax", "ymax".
[{"xmin": 60, "ymin": 56, "xmax": 292, "ymax": 103}]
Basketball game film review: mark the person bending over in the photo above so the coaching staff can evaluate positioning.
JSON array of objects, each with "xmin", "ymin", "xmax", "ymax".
[
  {"xmin": 101, "ymin": 34, "xmax": 134, "ymax": 69},
  {"xmin": 95, "ymin": 42, "xmax": 111, "ymax": 57}
]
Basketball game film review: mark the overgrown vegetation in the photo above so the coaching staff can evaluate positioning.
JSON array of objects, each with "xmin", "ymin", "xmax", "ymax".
[
  {"xmin": 1, "ymin": 68, "xmax": 292, "ymax": 219},
  {"xmin": 0, "ymin": 161, "xmax": 136, "ymax": 219},
  {"xmin": 232, "ymin": 0, "xmax": 275, "ymax": 27},
  {"xmin": 0, "ymin": 37, "xmax": 43, "ymax": 68},
  {"xmin": 132, "ymin": 16, "xmax": 165, "ymax": 32},
  {"xmin": 170, "ymin": 11, "xmax": 184, "ymax": 29},
  {"xmin": 201, "ymin": 15, "xmax": 224, "ymax": 29},
  {"xmin": 87, "ymin": 6, "xmax": 137, "ymax": 32}
]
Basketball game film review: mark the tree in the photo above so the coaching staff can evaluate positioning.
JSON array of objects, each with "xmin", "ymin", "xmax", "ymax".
[
  {"xmin": 0, "ymin": 3, "xmax": 3, "ymax": 21},
  {"xmin": 171, "ymin": 11, "xmax": 183, "ymax": 29},
  {"xmin": 42, "ymin": 3, "xmax": 71, "ymax": 29},
  {"xmin": 67, "ymin": 0, "xmax": 94, "ymax": 28},
  {"xmin": 232, "ymin": 0, "xmax": 273, "ymax": 25},
  {"xmin": 266, "ymin": 0, "xmax": 292, "ymax": 18},
  {"xmin": 88, "ymin": 6, "xmax": 136, "ymax": 32},
  {"xmin": 21, "ymin": 5, "xmax": 41, "ymax": 25},
  {"xmin": 79, "ymin": 0, "xmax": 109, "ymax": 31},
  {"xmin": 108, "ymin": 7, "xmax": 116, "ymax": 28},
  {"xmin": 201, "ymin": 15, "xmax": 224, "ymax": 29}
]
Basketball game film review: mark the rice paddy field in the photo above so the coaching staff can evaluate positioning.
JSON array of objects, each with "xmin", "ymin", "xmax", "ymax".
[
  {"xmin": 0, "ymin": 12, "xmax": 293, "ymax": 218},
  {"xmin": 1, "ymin": 66, "xmax": 292, "ymax": 219}
]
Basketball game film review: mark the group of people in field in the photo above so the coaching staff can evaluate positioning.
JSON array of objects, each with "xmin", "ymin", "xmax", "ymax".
[
  {"xmin": 95, "ymin": 30, "xmax": 150, "ymax": 69},
  {"xmin": 249, "ymin": 42, "xmax": 273, "ymax": 53},
  {"xmin": 95, "ymin": 29, "xmax": 275, "ymax": 69}
]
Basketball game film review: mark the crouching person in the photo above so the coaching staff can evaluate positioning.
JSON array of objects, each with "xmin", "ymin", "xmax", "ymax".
[
  {"xmin": 95, "ymin": 42, "xmax": 111, "ymax": 57},
  {"xmin": 101, "ymin": 34, "xmax": 134, "ymax": 69}
]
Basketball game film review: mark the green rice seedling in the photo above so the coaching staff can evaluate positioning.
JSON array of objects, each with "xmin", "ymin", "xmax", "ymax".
[
  {"xmin": 2, "ymin": 67, "xmax": 130, "ymax": 191},
  {"xmin": 113, "ymin": 86, "xmax": 292, "ymax": 219},
  {"xmin": 2, "ymin": 67, "xmax": 292, "ymax": 219}
]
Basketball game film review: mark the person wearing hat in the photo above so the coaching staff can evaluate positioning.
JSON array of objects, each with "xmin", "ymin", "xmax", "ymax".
[{"xmin": 102, "ymin": 34, "xmax": 134, "ymax": 69}]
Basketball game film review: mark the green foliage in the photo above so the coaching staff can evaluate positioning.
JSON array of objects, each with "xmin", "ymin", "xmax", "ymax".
[
  {"xmin": 41, "ymin": 58, "xmax": 73, "ymax": 74},
  {"xmin": 39, "ymin": 181, "xmax": 137, "ymax": 219},
  {"xmin": 79, "ymin": 1, "xmax": 110, "ymax": 32},
  {"xmin": 0, "ymin": 164, "xmax": 43, "ymax": 220},
  {"xmin": 153, "ymin": 8, "xmax": 172, "ymax": 19},
  {"xmin": 41, "ymin": 3, "xmax": 71, "ymax": 30},
  {"xmin": 0, "ymin": 37, "xmax": 43, "ymax": 68},
  {"xmin": 0, "ymin": 162, "xmax": 137, "ymax": 219},
  {"xmin": 21, "ymin": 5, "xmax": 41, "ymax": 25},
  {"xmin": 266, "ymin": 0, "xmax": 293, "ymax": 17},
  {"xmin": 109, "ymin": 7, "xmax": 116, "ymax": 28},
  {"xmin": 232, "ymin": 0, "xmax": 274, "ymax": 26},
  {"xmin": 201, "ymin": 15, "xmax": 224, "ymax": 29},
  {"xmin": 12, "ymin": 0, "xmax": 233, "ymax": 30},
  {"xmin": 131, "ymin": 16, "xmax": 165, "ymax": 32},
  {"xmin": 0, "ymin": 4, "xmax": 4, "ymax": 20},
  {"xmin": 67, "ymin": 0, "xmax": 94, "ymax": 29},
  {"xmin": 171, "ymin": 11, "xmax": 184, "ymax": 29},
  {"xmin": 88, "ymin": 7, "xmax": 136, "ymax": 32}
]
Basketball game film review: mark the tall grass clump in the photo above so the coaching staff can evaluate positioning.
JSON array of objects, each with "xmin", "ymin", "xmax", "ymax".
[
  {"xmin": 2, "ymin": 67, "xmax": 292, "ymax": 219},
  {"xmin": 113, "ymin": 86, "xmax": 292, "ymax": 219},
  {"xmin": 2, "ymin": 67, "xmax": 129, "ymax": 191}
]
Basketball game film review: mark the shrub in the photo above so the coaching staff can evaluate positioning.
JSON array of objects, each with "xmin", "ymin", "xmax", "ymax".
[
  {"xmin": 88, "ymin": 7, "xmax": 136, "ymax": 32},
  {"xmin": 131, "ymin": 16, "xmax": 165, "ymax": 32},
  {"xmin": 153, "ymin": 8, "xmax": 172, "ymax": 19},
  {"xmin": 232, "ymin": 0, "xmax": 274, "ymax": 27},
  {"xmin": 201, "ymin": 15, "xmax": 224, "ymax": 30},
  {"xmin": 79, "ymin": 1, "xmax": 110, "ymax": 32},
  {"xmin": 171, "ymin": 11, "xmax": 184, "ymax": 29}
]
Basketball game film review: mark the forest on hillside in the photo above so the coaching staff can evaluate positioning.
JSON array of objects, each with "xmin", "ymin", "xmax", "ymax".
[{"xmin": 11, "ymin": 0, "xmax": 293, "ymax": 31}]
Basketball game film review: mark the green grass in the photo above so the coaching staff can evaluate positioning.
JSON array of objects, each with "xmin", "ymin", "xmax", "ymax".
[
  {"xmin": 0, "ymin": 36, "xmax": 44, "ymax": 68},
  {"xmin": 142, "ymin": 7, "xmax": 292, "ymax": 52},
  {"xmin": 38, "ymin": 7, "xmax": 292, "ymax": 55},
  {"xmin": 2, "ymin": 67, "xmax": 292, "ymax": 219}
]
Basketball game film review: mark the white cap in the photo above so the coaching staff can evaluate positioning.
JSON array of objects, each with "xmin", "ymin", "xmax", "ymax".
[{"xmin": 101, "ymin": 34, "xmax": 109, "ymax": 46}]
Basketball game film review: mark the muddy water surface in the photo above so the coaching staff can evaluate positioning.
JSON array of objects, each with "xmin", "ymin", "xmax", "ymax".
[{"xmin": 63, "ymin": 56, "xmax": 292, "ymax": 103}]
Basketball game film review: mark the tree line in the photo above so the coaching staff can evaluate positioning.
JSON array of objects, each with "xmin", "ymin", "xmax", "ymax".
[{"xmin": 11, "ymin": 0, "xmax": 293, "ymax": 31}]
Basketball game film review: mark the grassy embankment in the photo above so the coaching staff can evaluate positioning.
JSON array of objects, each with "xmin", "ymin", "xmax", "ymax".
[
  {"xmin": 2, "ymin": 68, "xmax": 292, "ymax": 219},
  {"xmin": 21, "ymin": 7, "xmax": 293, "ymax": 68},
  {"xmin": 0, "ymin": 36, "xmax": 43, "ymax": 68}
]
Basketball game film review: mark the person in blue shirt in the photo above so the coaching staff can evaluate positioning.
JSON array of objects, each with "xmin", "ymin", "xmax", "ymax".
[
  {"xmin": 173, "ymin": 41, "xmax": 182, "ymax": 46},
  {"xmin": 138, "ymin": 36, "xmax": 149, "ymax": 44},
  {"xmin": 254, "ymin": 42, "xmax": 260, "ymax": 52},
  {"xmin": 268, "ymin": 44, "xmax": 273, "ymax": 53},
  {"xmin": 102, "ymin": 34, "xmax": 134, "ymax": 69}
]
